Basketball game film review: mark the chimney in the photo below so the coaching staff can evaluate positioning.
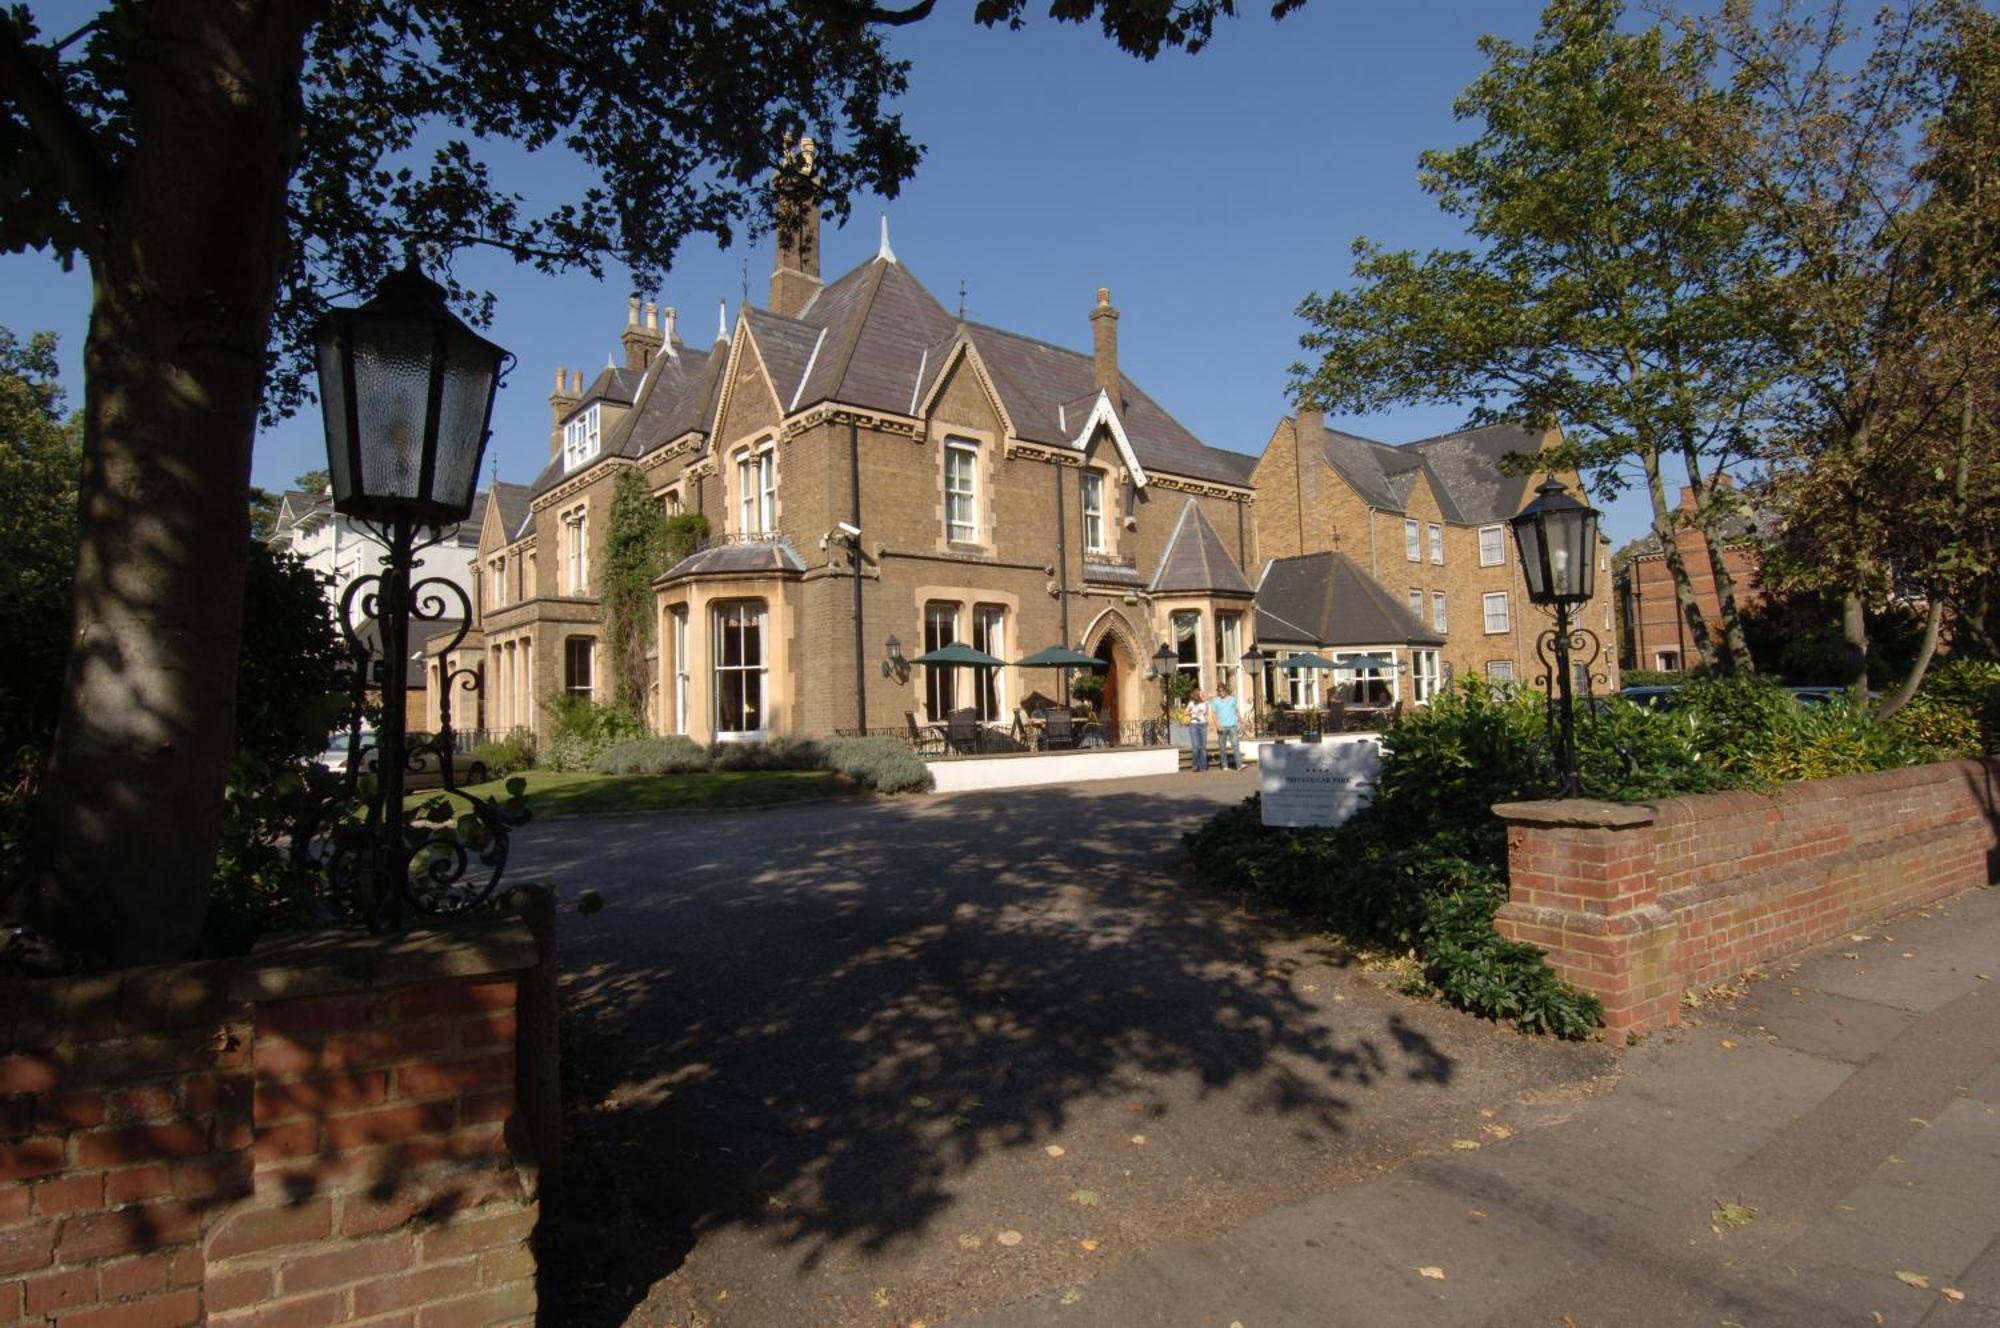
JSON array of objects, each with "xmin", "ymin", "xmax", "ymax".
[
  {"xmin": 770, "ymin": 137, "xmax": 821, "ymax": 318},
  {"xmin": 622, "ymin": 295, "xmax": 663, "ymax": 369},
  {"xmin": 1296, "ymin": 402, "xmax": 1324, "ymax": 448},
  {"xmin": 549, "ymin": 367, "xmax": 581, "ymax": 458},
  {"xmin": 1090, "ymin": 287, "xmax": 1121, "ymax": 410}
]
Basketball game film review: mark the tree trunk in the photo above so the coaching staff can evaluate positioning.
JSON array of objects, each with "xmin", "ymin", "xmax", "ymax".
[
  {"xmin": 1676, "ymin": 451, "xmax": 1754, "ymax": 675},
  {"xmin": 1841, "ymin": 590, "xmax": 1869, "ymax": 696},
  {"xmin": 1873, "ymin": 595, "xmax": 1944, "ymax": 721},
  {"xmin": 1642, "ymin": 450, "xmax": 1718, "ymax": 671},
  {"xmin": 9, "ymin": 1, "xmax": 313, "ymax": 966}
]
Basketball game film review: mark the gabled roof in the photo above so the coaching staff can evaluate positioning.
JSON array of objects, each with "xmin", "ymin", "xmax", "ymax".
[
  {"xmin": 570, "ymin": 365, "xmax": 643, "ymax": 415},
  {"xmin": 1254, "ymin": 551, "xmax": 1445, "ymax": 648},
  {"xmin": 486, "ymin": 481, "xmax": 533, "ymax": 544},
  {"xmin": 1403, "ymin": 424, "xmax": 1544, "ymax": 526},
  {"xmin": 1149, "ymin": 499, "xmax": 1252, "ymax": 596}
]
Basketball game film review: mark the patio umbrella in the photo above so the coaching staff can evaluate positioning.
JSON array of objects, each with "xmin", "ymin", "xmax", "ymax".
[
  {"xmin": 1273, "ymin": 651, "xmax": 1341, "ymax": 670},
  {"xmin": 1012, "ymin": 644, "xmax": 1103, "ymax": 668},
  {"xmin": 909, "ymin": 642, "xmax": 1007, "ymax": 668},
  {"xmin": 1338, "ymin": 654, "xmax": 1397, "ymax": 672}
]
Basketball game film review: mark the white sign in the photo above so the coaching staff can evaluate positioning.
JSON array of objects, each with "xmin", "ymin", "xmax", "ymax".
[{"xmin": 1260, "ymin": 737, "xmax": 1382, "ymax": 828}]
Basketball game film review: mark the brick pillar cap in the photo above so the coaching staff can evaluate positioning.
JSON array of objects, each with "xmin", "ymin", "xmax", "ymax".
[
  {"xmin": 1492, "ymin": 798, "xmax": 1657, "ymax": 829},
  {"xmin": 230, "ymin": 915, "xmax": 538, "ymax": 1004}
]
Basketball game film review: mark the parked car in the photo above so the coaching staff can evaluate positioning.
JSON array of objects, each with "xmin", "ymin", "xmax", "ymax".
[
  {"xmin": 1788, "ymin": 686, "xmax": 1878, "ymax": 707},
  {"xmin": 1615, "ymin": 685, "xmax": 1684, "ymax": 711},
  {"xmin": 316, "ymin": 730, "xmax": 490, "ymax": 790}
]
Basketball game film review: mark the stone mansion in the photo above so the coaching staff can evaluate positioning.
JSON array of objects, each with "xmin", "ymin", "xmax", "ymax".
[{"xmin": 425, "ymin": 214, "xmax": 1615, "ymax": 745}]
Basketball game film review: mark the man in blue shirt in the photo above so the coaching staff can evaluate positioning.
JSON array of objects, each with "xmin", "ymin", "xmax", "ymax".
[{"xmin": 1211, "ymin": 685, "xmax": 1242, "ymax": 771}]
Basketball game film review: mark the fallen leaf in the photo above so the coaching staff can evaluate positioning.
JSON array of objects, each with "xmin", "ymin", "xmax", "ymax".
[
  {"xmin": 996, "ymin": 1230, "xmax": 1022, "ymax": 1247},
  {"xmin": 1481, "ymin": 1124, "xmax": 1515, "ymax": 1140},
  {"xmin": 717, "ymin": 1290, "xmax": 729, "ymax": 1301},
  {"xmin": 1901, "ymin": 952, "xmax": 1915, "ymax": 959},
  {"xmin": 873, "ymin": 1287, "xmax": 891, "ymax": 1308},
  {"xmin": 1451, "ymin": 1139, "xmax": 1481, "ymax": 1150},
  {"xmin": 1909, "ymin": 1117, "xmax": 1930, "ymax": 1127},
  {"xmin": 1045, "ymin": 1144, "xmax": 1066, "ymax": 1157},
  {"xmin": 1942, "ymin": 1288, "xmax": 1966, "ymax": 1302},
  {"xmin": 907, "ymin": 1095, "xmax": 933, "ymax": 1109},
  {"xmin": 1060, "ymin": 1289, "xmax": 1081, "ymax": 1305},
  {"xmin": 1895, "ymin": 1270, "xmax": 1931, "ymax": 1289},
  {"xmin": 1469, "ymin": 1209, "xmax": 1488, "ymax": 1221},
  {"xmin": 1978, "ymin": 973, "xmax": 1991, "ymax": 981},
  {"xmin": 1079, "ymin": 1238, "xmax": 1100, "ymax": 1252},
  {"xmin": 1478, "ymin": 1108, "xmax": 1495, "ymax": 1119},
  {"xmin": 1712, "ymin": 1202, "xmax": 1756, "ymax": 1230},
  {"xmin": 1721, "ymin": 1039, "xmax": 1738, "ymax": 1049},
  {"xmin": 1851, "ymin": 933, "xmax": 1870, "ymax": 942},
  {"xmin": 1417, "ymin": 1266, "xmax": 1445, "ymax": 1280},
  {"xmin": 1130, "ymin": 1134, "xmax": 1147, "ymax": 1145},
  {"xmin": 1873, "ymin": 1313, "xmax": 1885, "ymax": 1324},
  {"xmin": 1302, "ymin": 984, "xmax": 1319, "ymax": 993},
  {"xmin": 1841, "ymin": 951, "xmax": 1862, "ymax": 960},
  {"xmin": 1071, "ymin": 1189, "xmax": 1100, "ymax": 1207},
  {"xmin": 957, "ymin": 1234, "xmax": 982, "ymax": 1250}
]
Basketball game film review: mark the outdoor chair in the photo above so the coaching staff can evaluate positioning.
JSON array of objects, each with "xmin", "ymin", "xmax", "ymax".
[
  {"xmin": 945, "ymin": 707, "xmax": 984, "ymax": 755},
  {"xmin": 1040, "ymin": 707, "xmax": 1076, "ymax": 750},
  {"xmin": 905, "ymin": 711, "xmax": 943, "ymax": 757}
]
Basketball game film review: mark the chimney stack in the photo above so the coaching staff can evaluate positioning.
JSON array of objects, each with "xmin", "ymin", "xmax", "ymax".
[
  {"xmin": 770, "ymin": 137, "xmax": 822, "ymax": 318},
  {"xmin": 1090, "ymin": 287, "xmax": 1121, "ymax": 410},
  {"xmin": 1295, "ymin": 401, "xmax": 1324, "ymax": 449},
  {"xmin": 622, "ymin": 295, "xmax": 664, "ymax": 369},
  {"xmin": 549, "ymin": 367, "xmax": 581, "ymax": 458}
]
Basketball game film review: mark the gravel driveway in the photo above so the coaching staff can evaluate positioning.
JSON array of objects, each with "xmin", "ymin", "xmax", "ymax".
[{"xmin": 515, "ymin": 771, "xmax": 1614, "ymax": 1327}]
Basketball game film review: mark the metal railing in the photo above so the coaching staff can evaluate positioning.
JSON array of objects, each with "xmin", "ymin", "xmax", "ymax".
[{"xmin": 834, "ymin": 715, "xmax": 1172, "ymax": 758}]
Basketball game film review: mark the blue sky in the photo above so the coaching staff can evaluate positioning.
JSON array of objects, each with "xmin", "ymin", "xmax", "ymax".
[{"xmin": 2, "ymin": 1, "xmax": 1659, "ymax": 545}]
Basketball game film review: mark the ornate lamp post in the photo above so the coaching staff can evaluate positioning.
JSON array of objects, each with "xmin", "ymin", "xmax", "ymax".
[
  {"xmin": 1509, "ymin": 474, "xmax": 1603, "ymax": 798},
  {"xmin": 309, "ymin": 260, "xmax": 514, "ymax": 928},
  {"xmin": 1240, "ymin": 649, "xmax": 1266, "ymax": 737},
  {"xmin": 1149, "ymin": 642, "xmax": 1178, "ymax": 720}
]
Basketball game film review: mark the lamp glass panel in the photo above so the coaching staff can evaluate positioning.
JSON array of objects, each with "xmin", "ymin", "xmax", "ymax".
[
  {"xmin": 315, "ymin": 327, "xmax": 355, "ymax": 505},
  {"xmin": 1514, "ymin": 518, "xmax": 1550, "ymax": 600},
  {"xmin": 349, "ymin": 314, "xmax": 437, "ymax": 505},
  {"xmin": 429, "ymin": 326, "xmax": 502, "ymax": 518}
]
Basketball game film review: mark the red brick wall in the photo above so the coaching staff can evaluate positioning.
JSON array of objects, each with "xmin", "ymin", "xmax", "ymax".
[
  {"xmin": 1, "ymin": 920, "xmax": 540, "ymax": 1325},
  {"xmin": 1495, "ymin": 758, "xmax": 2000, "ymax": 1034}
]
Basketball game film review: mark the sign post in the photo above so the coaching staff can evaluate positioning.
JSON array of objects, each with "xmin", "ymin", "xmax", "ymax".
[{"xmin": 1259, "ymin": 736, "xmax": 1381, "ymax": 829}]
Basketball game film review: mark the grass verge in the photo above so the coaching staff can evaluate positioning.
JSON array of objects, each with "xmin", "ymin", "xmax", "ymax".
[{"xmin": 409, "ymin": 768, "xmax": 857, "ymax": 818}]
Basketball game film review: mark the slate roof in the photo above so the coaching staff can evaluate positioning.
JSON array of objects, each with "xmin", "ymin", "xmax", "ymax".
[
  {"xmin": 1149, "ymin": 499, "xmax": 1253, "ymax": 595},
  {"xmin": 656, "ymin": 538, "xmax": 806, "ymax": 585},
  {"xmin": 528, "ymin": 333, "xmax": 727, "ymax": 503},
  {"xmin": 486, "ymin": 481, "xmax": 533, "ymax": 544},
  {"xmin": 1304, "ymin": 419, "xmax": 1544, "ymax": 524},
  {"xmin": 1254, "ymin": 551, "xmax": 1445, "ymax": 648}
]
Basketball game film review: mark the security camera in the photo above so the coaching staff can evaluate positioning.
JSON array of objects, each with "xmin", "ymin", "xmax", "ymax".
[{"xmin": 835, "ymin": 520, "xmax": 862, "ymax": 541}]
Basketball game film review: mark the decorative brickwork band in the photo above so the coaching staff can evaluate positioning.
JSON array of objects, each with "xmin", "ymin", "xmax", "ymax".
[
  {"xmin": 1495, "ymin": 758, "xmax": 2000, "ymax": 1035},
  {"xmin": 0, "ymin": 917, "xmax": 543, "ymax": 1325}
]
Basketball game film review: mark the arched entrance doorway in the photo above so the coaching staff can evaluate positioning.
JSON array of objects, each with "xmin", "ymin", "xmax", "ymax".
[
  {"xmin": 1083, "ymin": 609, "xmax": 1143, "ymax": 742},
  {"xmin": 1094, "ymin": 636, "xmax": 1121, "ymax": 731}
]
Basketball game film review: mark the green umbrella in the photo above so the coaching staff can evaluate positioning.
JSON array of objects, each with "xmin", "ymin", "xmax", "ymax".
[
  {"xmin": 910, "ymin": 642, "xmax": 1007, "ymax": 667},
  {"xmin": 1339, "ymin": 654, "xmax": 1397, "ymax": 672},
  {"xmin": 1013, "ymin": 644, "xmax": 1102, "ymax": 668},
  {"xmin": 1273, "ymin": 651, "xmax": 1341, "ymax": 670}
]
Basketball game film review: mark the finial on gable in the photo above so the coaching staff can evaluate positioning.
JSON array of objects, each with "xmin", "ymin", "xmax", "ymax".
[
  {"xmin": 717, "ymin": 299, "xmax": 729, "ymax": 343},
  {"xmin": 877, "ymin": 211, "xmax": 897, "ymax": 264}
]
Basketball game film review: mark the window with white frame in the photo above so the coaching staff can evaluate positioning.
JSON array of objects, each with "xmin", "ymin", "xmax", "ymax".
[
  {"xmin": 561, "ymin": 405, "xmax": 601, "ymax": 471},
  {"xmin": 563, "ymin": 636, "xmax": 594, "ymax": 697},
  {"xmin": 1081, "ymin": 470, "xmax": 1107, "ymax": 553},
  {"xmin": 671, "ymin": 608, "xmax": 689, "ymax": 734},
  {"xmin": 1655, "ymin": 649, "xmax": 1680, "ymax": 671},
  {"xmin": 1413, "ymin": 649, "xmax": 1441, "ymax": 703},
  {"xmin": 736, "ymin": 442, "xmax": 776, "ymax": 535},
  {"xmin": 1486, "ymin": 659, "xmax": 1516, "ymax": 684},
  {"xmin": 945, "ymin": 441, "xmax": 979, "ymax": 544},
  {"xmin": 924, "ymin": 601, "xmax": 959, "ymax": 721},
  {"xmin": 1432, "ymin": 591, "xmax": 1448, "ymax": 634},
  {"xmin": 1172, "ymin": 610, "xmax": 1202, "ymax": 685},
  {"xmin": 1404, "ymin": 518, "xmax": 1421, "ymax": 561},
  {"xmin": 1286, "ymin": 662, "xmax": 1320, "ymax": 709},
  {"xmin": 663, "ymin": 487, "xmax": 683, "ymax": 517},
  {"xmin": 1478, "ymin": 524, "xmax": 1505, "ymax": 566},
  {"xmin": 1482, "ymin": 591, "xmax": 1511, "ymax": 634},
  {"xmin": 1216, "ymin": 613, "xmax": 1243, "ymax": 699},
  {"xmin": 1408, "ymin": 588, "xmax": 1424, "ymax": 620},
  {"xmin": 1334, "ymin": 651, "xmax": 1393, "ymax": 706},
  {"xmin": 1429, "ymin": 523, "xmax": 1444, "ymax": 564},
  {"xmin": 973, "ymin": 604, "xmax": 1005, "ymax": 722},
  {"xmin": 489, "ymin": 556, "xmax": 506, "ymax": 610},
  {"xmin": 713, "ymin": 601, "xmax": 766, "ymax": 734},
  {"xmin": 563, "ymin": 507, "xmax": 589, "ymax": 594}
]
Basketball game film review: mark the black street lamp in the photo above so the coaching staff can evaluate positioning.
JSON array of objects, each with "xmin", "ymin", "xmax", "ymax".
[
  {"xmin": 307, "ymin": 260, "xmax": 515, "ymax": 928},
  {"xmin": 1240, "ymin": 649, "xmax": 1266, "ymax": 736},
  {"xmin": 1509, "ymin": 474, "xmax": 1603, "ymax": 798}
]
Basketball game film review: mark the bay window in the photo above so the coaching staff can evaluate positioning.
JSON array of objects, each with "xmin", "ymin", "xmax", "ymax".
[{"xmin": 714, "ymin": 601, "xmax": 767, "ymax": 735}]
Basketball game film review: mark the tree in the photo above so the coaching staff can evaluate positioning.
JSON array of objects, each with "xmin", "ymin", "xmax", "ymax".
[
  {"xmin": 1, "ymin": 0, "xmax": 1283, "ymax": 966},
  {"xmin": 1294, "ymin": 0, "xmax": 1771, "ymax": 674},
  {"xmin": 0, "ymin": 327, "xmax": 81, "ymax": 767},
  {"xmin": 1695, "ymin": 0, "xmax": 1999, "ymax": 707}
]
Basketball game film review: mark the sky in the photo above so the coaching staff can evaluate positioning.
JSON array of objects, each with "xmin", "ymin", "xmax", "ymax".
[{"xmin": 2, "ymin": 1, "xmax": 1660, "ymax": 546}]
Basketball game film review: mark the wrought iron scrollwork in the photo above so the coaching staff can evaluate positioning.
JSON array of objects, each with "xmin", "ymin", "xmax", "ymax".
[{"xmin": 291, "ymin": 518, "xmax": 528, "ymax": 932}]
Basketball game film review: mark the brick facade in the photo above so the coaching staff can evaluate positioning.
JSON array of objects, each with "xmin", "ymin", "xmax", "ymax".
[
  {"xmin": 1494, "ymin": 758, "xmax": 2000, "ymax": 1034},
  {"xmin": 0, "ymin": 919, "xmax": 545, "ymax": 1325},
  {"xmin": 1617, "ymin": 484, "xmax": 1765, "ymax": 672}
]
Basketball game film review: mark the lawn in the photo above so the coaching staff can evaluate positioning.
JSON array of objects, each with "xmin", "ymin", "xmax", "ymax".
[{"xmin": 408, "ymin": 768, "xmax": 857, "ymax": 818}]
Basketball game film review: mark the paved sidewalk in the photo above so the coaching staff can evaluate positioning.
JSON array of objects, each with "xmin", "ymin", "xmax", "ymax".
[{"xmin": 962, "ymin": 883, "xmax": 2000, "ymax": 1328}]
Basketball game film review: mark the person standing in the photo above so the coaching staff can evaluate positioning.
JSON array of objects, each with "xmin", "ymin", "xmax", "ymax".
[
  {"xmin": 1212, "ymin": 683, "xmax": 1241, "ymax": 771},
  {"xmin": 1187, "ymin": 689, "xmax": 1210, "ymax": 772}
]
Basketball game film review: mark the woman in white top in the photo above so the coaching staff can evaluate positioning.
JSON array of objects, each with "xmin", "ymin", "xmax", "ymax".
[{"xmin": 1186, "ymin": 690, "xmax": 1210, "ymax": 772}]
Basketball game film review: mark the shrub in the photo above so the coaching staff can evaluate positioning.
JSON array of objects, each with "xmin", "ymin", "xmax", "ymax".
[
  {"xmin": 708, "ymin": 734, "xmax": 826, "ymax": 771},
  {"xmin": 1619, "ymin": 667, "xmax": 1690, "ymax": 688},
  {"xmin": 1881, "ymin": 690, "xmax": 1982, "ymax": 763},
  {"xmin": 539, "ymin": 732, "xmax": 599, "ymax": 774},
  {"xmin": 1916, "ymin": 657, "xmax": 2000, "ymax": 753},
  {"xmin": 473, "ymin": 727, "xmax": 536, "ymax": 777},
  {"xmin": 593, "ymin": 735, "xmax": 709, "ymax": 775},
  {"xmin": 824, "ymin": 734, "xmax": 933, "ymax": 792},
  {"xmin": 539, "ymin": 694, "xmax": 646, "ymax": 771}
]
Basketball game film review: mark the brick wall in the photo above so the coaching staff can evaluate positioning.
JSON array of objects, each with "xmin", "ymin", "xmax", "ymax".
[
  {"xmin": 1494, "ymin": 759, "xmax": 2000, "ymax": 1034},
  {"xmin": 1, "ymin": 918, "xmax": 543, "ymax": 1325}
]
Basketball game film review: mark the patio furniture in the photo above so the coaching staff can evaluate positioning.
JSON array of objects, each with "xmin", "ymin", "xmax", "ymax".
[
  {"xmin": 905, "ymin": 711, "xmax": 944, "ymax": 757},
  {"xmin": 944, "ymin": 707, "xmax": 984, "ymax": 755},
  {"xmin": 1039, "ymin": 707, "xmax": 1077, "ymax": 750}
]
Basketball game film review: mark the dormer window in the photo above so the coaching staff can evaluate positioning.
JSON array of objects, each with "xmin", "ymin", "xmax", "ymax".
[
  {"xmin": 1081, "ymin": 470, "xmax": 1107, "ymax": 554},
  {"xmin": 562, "ymin": 405, "xmax": 601, "ymax": 471}
]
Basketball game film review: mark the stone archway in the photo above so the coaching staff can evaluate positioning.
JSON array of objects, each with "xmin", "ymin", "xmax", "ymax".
[{"xmin": 1081, "ymin": 608, "xmax": 1145, "ymax": 741}]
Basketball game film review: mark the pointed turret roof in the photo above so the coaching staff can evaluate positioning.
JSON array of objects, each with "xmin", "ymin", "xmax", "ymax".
[{"xmin": 1150, "ymin": 500, "xmax": 1253, "ymax": 595}]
